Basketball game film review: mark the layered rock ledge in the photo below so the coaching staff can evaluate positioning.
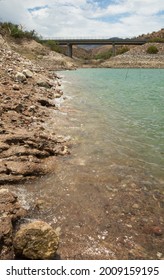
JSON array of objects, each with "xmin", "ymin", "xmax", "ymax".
[{"xmin": 0, "ymin": 35, "xmax": 70, "ymax": 185}]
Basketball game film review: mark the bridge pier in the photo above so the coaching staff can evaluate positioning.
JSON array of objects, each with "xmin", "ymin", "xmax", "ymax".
[
  {"xmin": 112, "ymin": 43, "xmax": 116, "ymax": 56},
  {"xmin": 67, "ymin": 43, "xmax": 73, "ymax": 58}
]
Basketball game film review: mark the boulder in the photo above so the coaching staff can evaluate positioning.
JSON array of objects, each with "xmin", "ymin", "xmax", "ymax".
[{"xmin": 13, "ymin": 221, "xmax": 59, "ymax": 259}]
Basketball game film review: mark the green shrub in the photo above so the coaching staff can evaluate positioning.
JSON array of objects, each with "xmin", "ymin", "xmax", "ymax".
[
  {"xmin": 146, "ymin": 45, "xmax": 159, "ymax": 54},
  {"xmin": 149, "ymin": 37, "xmax": 164, "ymax": 43},
  {"xmin": 43, "ymin": 40, "xmax": 62, "ymax": 53},
  {"xmin": 0, "ymin": 22, "xmax": 41, "ymax": 41},
  {"xmin": 94, "ymin": 50, "xmax": 113, "ymax": 60},
  {"xmin": 116, "ymin": 46, "xmax": 129, "ymax": 55}
]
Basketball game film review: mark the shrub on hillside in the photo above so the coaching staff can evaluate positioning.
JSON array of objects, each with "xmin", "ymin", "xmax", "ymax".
[
  {"xmin": 116, "ymin": 46, "xmax": 129, "ymax": 55},
  {"xmin": 94, "ymin": 50, "xmax": 113, "ymax": 60},
  {"xmin": 146, "ymin": 45, "xmax": 159, "ymax": 54},
  {"xmin": 42, "ymin": 40, "xmax": 62, "ymax": 53},
  {"xmin": 149, "ymin": 37, "xmax": 164, "ymax": 43},
  {"xmin": 0, "ymin": 22, "xmax": 41, "ymax": 41}
]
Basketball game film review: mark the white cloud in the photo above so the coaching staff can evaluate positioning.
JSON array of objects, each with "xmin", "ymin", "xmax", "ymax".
[{"xmin": 0, "ymin": 0, "xmax": 163, "ymax": 38}]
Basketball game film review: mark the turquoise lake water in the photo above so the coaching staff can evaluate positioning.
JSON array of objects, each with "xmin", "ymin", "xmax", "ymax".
[{"xmin": 60, "ymin": 68, "xmax": 164, "ymax": 182}]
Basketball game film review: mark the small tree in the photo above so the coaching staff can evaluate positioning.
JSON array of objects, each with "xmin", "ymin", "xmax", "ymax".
[
  {"xmin": 43, "ymin": 40, "xmax": 61, "ymax": 53},
  {"xmin": 146, "ymin": 45, "xmax": 159, "ymax": 54}
]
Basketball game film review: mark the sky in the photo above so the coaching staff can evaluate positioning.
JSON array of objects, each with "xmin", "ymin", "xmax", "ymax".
[{"xmin": 0, "ymin": 0, "xmax": 164, "ymax": 38}]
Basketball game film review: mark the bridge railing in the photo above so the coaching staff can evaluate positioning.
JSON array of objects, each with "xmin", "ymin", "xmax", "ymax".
[
  {"xmin": 42, "ymin": 37, "xmax": 114, "ymax": 40},
  {"xmin": 41, "ymin": 37, "xmax": 148, "ymax": 43}
]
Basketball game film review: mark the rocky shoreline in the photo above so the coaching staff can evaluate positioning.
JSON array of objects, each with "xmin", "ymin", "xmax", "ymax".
[
  {"xmin": 0, "ymin": 35, "xmax": 71, "ymax": 259},
  {"xmin": 0, "ymin": 35, "xmax": 71, "ymax": 185}
]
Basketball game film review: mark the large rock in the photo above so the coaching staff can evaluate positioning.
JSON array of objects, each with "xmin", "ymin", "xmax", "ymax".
[{"xmin": 13, "ymin": 221, "xmax": 59, "ymax": 259}]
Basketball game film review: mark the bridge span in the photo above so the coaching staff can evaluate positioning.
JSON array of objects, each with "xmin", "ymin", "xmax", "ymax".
[{"xmin": 43, "ymin": 38, "xmax": 148, "ymax": 57}]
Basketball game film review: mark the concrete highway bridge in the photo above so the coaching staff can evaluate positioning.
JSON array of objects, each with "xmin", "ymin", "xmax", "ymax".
[{"xmin": 43, "ymin": 38, "xmax": 148, "ymax": 57}]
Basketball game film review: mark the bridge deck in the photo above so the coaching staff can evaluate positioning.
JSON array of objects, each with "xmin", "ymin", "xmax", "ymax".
[{"xmin": 43, "ymin": 38, "xmax": 148, "ymax": 45}]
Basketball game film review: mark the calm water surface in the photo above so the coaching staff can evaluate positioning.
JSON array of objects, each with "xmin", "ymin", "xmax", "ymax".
[{"xmin": 60, "ymin": 68, "xmax": 164, "ymax": 180}]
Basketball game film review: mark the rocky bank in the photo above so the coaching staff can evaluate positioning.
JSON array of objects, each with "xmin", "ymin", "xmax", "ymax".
[
  {"xmin": 0, "ymin": 34, "xmax": 71, "ymax": 185},
  {"xmin": 0, "ymin": 34, "xmax": 71, "ymax": 259}
]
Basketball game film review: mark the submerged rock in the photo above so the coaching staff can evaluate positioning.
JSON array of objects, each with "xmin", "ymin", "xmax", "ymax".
[{"xmin": 13, "ymin": 220, "xmax": 59, "ymax": 259}]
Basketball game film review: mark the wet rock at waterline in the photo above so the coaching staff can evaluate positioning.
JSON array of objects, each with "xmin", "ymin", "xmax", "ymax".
[
  {"xmin": 13, "ymin": 221, "xmax": 59, "ymax": 260},
  {"xmin": 0, "ymin": 189, "xmax": 27, "ymax": 260},
  {"xmin": 0, "ymin": 188, "xmax": 26, "ymax": 221}
]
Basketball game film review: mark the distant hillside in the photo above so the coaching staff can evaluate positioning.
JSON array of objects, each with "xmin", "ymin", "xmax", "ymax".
[{"xmin": 137, "ymin": 28, "xmax": 164, "ymax": 41}]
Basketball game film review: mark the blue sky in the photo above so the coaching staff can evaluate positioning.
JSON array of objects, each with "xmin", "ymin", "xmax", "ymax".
[{"xmin": 0, "ymin": 0, "xmax": 164, "ymax": 38}]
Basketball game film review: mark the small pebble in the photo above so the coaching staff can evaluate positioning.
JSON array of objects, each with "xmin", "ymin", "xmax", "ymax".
[
  {"xmin": 132, "ymin": 203, "xmax": 140, "ymax": 209},
  {"xmin": 157, "ymin": 252, "xmax": 162, "ymax": 258},
  {"xmin": 12, "ymin": 84, "xmax": 20, "ymax": 90},
  {"xmin": 151, "ymin": 226, "xmax": 162, "ymax": 236}
]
